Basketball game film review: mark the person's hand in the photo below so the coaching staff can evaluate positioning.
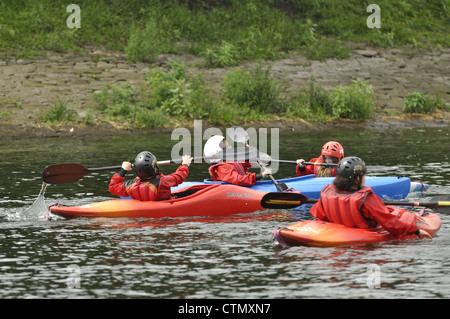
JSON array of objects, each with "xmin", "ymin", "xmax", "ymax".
[
  {"xmin": 296, "ymin": 159, "xmax": 305, "ymax": 167},
  {"xmin": 181, "ymin": 155, "xmax": 193, "ymax": 166},
  {"xmin": 261, "ymin": 169, "xmax": 272, "ymax": 178},
  {"xmin": 122, "ymin": 161, "xmax": 132, "ymax": 171},
  {"xmin": 418, "ymin": 229, "xmax": 432, "ymax": 239}
]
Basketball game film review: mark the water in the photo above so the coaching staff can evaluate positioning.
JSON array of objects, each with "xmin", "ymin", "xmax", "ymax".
[{"xmin": 0, "ymin": 127, "xmax": 449, "ymax": 302}]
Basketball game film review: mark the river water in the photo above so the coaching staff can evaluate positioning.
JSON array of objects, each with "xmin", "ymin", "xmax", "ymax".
[{"xmin": 0, "ymin": 126, "xmax": 449, "ymax": 303}]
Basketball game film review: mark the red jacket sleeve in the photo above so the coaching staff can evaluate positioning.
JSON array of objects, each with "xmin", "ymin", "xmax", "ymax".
[
  {"xmin": 210, "ymin": 163, "xmax": 256, "ymax": 186},
  {"xmin": 108, "ymin": 173, "xmax": 130, "ymax": 197},
  {"xmin": 362, "ymin": 194, "xmax": 418, "ymax": 238},
  {"xmin": 296, "ymin": 157, "xmax": 318, "ymax": 177},
  {"xmin": 157, "ymin": 165, "xmax": 190, "ymax": 199}
]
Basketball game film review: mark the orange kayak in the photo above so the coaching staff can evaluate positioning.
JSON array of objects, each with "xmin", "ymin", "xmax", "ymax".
[
  {"xmin": 50, "ymin": 184, "xmax": 270, "ymax": 219},
  {"xmin": 273, "ymin": 209, "xmax": 442, "ymax": 247}
]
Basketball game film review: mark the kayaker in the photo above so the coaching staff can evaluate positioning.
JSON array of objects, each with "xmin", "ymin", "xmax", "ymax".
[
  {"xmin": 109, "ymin": 151, "xmax": 193, "ymax": 201},
  {"xmin": 204, "ymin": 135, "xmax": 272, "ymax": 186},
  {"xmin": 310, "ymin": 156, "xmax": 432, "ymax": 239},
  {"xmin": 296, "ymin": 141, "xmax": 344, "ymax": 177}
]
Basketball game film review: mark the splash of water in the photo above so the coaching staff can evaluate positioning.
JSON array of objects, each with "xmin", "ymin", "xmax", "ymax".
[{"xmin": 9, "ymin": 182, "xmax": 51, "ymax": 221}]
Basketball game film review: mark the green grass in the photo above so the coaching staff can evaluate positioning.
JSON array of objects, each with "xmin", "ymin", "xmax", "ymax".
[
  {"xmin": 42, "ymin": 102, "xmax": 77, "ymax": 124},
  {"xmin": 1, "ymin": 0, "xmax": 448, "ymax": 62}
]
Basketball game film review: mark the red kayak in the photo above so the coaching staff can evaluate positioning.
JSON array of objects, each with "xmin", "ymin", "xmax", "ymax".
[
  {"xmin": 50, "ymin": 184, "xmax": 277, "ymax": 219},
  {"xmin": 273, "ymin": 208, "xmax": 442, "ymax": 247}
]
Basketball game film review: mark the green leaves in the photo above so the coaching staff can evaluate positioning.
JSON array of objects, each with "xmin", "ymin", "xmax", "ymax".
[{"xmin": 403, "ymin": 92, "xmax": 448, "ymax": 114}]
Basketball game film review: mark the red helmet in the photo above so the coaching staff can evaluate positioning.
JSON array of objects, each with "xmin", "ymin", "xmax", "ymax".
[{"xmin": 321, "ymin": 141, "xmax": 344, "ymax": 160}]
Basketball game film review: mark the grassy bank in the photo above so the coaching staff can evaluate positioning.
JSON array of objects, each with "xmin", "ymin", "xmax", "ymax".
[
  {"xmin": 1, "ymin": 0, "xmax": 449, "ymax": 62},
  {"xmin": 2, "ymin": 0, "xmax": 448, "ymax": 128}
]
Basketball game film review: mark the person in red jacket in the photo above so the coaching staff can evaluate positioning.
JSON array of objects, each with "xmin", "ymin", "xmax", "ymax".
[
  {"xmin": 310, "ymin": 156, "xmax": 432, "ymax": 239},
  {"xmin": 204, "ymin": 135, "xmax": 272, "ymax": 186},
  {"xmin": 109, "ymin": 151, "xmax": 193, "ymax": 201},
  {"xmin": 296, "ymin": 141, "xmax": 344, "ymax": 177}
]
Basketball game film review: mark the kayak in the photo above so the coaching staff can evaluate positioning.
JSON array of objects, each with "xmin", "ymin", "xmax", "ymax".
[
  {"xmin": 272, "ymin": 209, "xmax": 441, "ymax": 248},
  {"xmin": 50, "ymin": 184, "xmax": 270, "ymax": 219},
  {"xmin": 170, "ymin": 175, "xmax": 428, "ymax": 200}
]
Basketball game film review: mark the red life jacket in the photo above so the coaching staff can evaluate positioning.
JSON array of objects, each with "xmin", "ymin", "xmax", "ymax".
[
  {"xmin": 124, "ymin": 176, "xmax": 162, "ymax": 201},
  {"xmin": 317, "ymin": 184, "xmax": 377, "ymax": 229}
]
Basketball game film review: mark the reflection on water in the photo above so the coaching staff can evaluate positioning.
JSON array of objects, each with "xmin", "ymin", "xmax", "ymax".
[{"xmin": 0, "ymin": 127, "xmax": 449, "ymax": 299}]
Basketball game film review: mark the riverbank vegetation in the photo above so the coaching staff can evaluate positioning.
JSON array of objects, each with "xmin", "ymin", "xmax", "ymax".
[
  {"xmin": 92, "ymin": 62, "xmax": 376, "ymax": 128},
  {"xmin": 42, "ymin": 61, "xmax": 447, "ymax": 129},
  {"xmin": 2, "ymin": 0, "xmax": 448, "ymax": 128}
]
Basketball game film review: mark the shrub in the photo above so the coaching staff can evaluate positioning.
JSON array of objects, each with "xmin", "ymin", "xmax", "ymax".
[
  {"xmin": 200, "ymin": 41, "xmax": 240, "ymax": 68},
  {"xmin": 402, "ymin": 92, "xmax": 447, "ymax": 113},
  {"xmin": 298, "ymin": 77, "xmax": 374, "ymax": 120},
  {"xmin": 330, "ymin": 78, "xmax": 374, "ymax": 119},
  {"xmin": 222, "ymin": 64, "xmax": 286, "ymax": 114},
  {"xmin": 93, "ymin": 82, "xmax": 170, "ymax": 129},
  {"xmin": 145, "ymin": 61, "xmax": 210, "ymax": 118}
]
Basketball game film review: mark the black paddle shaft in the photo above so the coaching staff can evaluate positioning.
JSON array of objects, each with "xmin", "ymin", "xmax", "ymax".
[{"xmin": 260, "ymin": 192, "xmax": 450, "ymax": 213}]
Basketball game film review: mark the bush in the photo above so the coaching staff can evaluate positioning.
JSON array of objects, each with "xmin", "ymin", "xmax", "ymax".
[
  {"xmin": 94, "ymin": 82, "xmax": 170, "ymax": 129},
  {"xmin": 222, "ymin": 64, "xmax": 287, "ymax": 114},
  {"xmin": 200, "ymin": 41, "xmax": 240, "ymax": 68},
  {"xmin": 145, "ymin": 61, "xmax": 210, "ymax": 118},
  {"xmin": 289, "ymin": 77, "xmax": 374, "ymax": 120},
  {"xmin": 402, "ymin": 92, "xmax": 448, "ymax": 113},
  {"xmin": 330, "ymin": 78, "xmax": 374, "ymax": 119},
  {"xmin": 94, "ymin": 61, "xmax": 212, "ymax": 127}
]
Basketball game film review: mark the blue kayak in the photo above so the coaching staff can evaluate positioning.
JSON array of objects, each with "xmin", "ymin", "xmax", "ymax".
[{"xmin": 170, "ymin": 175, "xmax": 428, "ymax": 200}]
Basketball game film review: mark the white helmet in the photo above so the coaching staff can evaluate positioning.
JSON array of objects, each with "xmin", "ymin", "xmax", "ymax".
[{"xmin": 204, "ymin": 135, "xmax": 225, "ymax": 163}]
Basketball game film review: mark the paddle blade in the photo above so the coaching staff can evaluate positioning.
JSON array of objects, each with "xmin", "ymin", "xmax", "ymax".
[
  {"xmin": 42, "ymin": 163, "xmax": 90, "ymax": 184},
  {"xmin": 261, "ymin": 192, "xmax": 315, "ymax": 209},
  {"xmin": 275, "ymin": 182, "xmax": 289, "ymax": 192},
  {"xmin": 430, "ymin": 196, "xmax": 450, "ymax": 214}
]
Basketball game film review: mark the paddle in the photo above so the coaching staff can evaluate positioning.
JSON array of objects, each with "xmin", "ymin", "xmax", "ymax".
[
  {"xmin": 263, "ymin": 159, "xmax": 399, "ymax": 172},
  {"xmin": 256, "ymin": 159, "xmax": 289, "ymax": 192},
  {"xmin": 43, "ymin": 148, "xmax": 256, "ymax": 184},
  {"xmin": 261, "ymin": 192, "xmax": 312, "ymax": 209},
  {"xmin": 261, "ymin": 192, "xmax": 450, "ymax": 214},
  {"xmin": 228, "ymin": 126, "xmax": 288, "ymax": 192}
]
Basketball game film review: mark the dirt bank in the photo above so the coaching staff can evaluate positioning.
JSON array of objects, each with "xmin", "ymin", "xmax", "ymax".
[{"xmin": 0, "ymin": 46, "xmax": 448, "ymax": 139}]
